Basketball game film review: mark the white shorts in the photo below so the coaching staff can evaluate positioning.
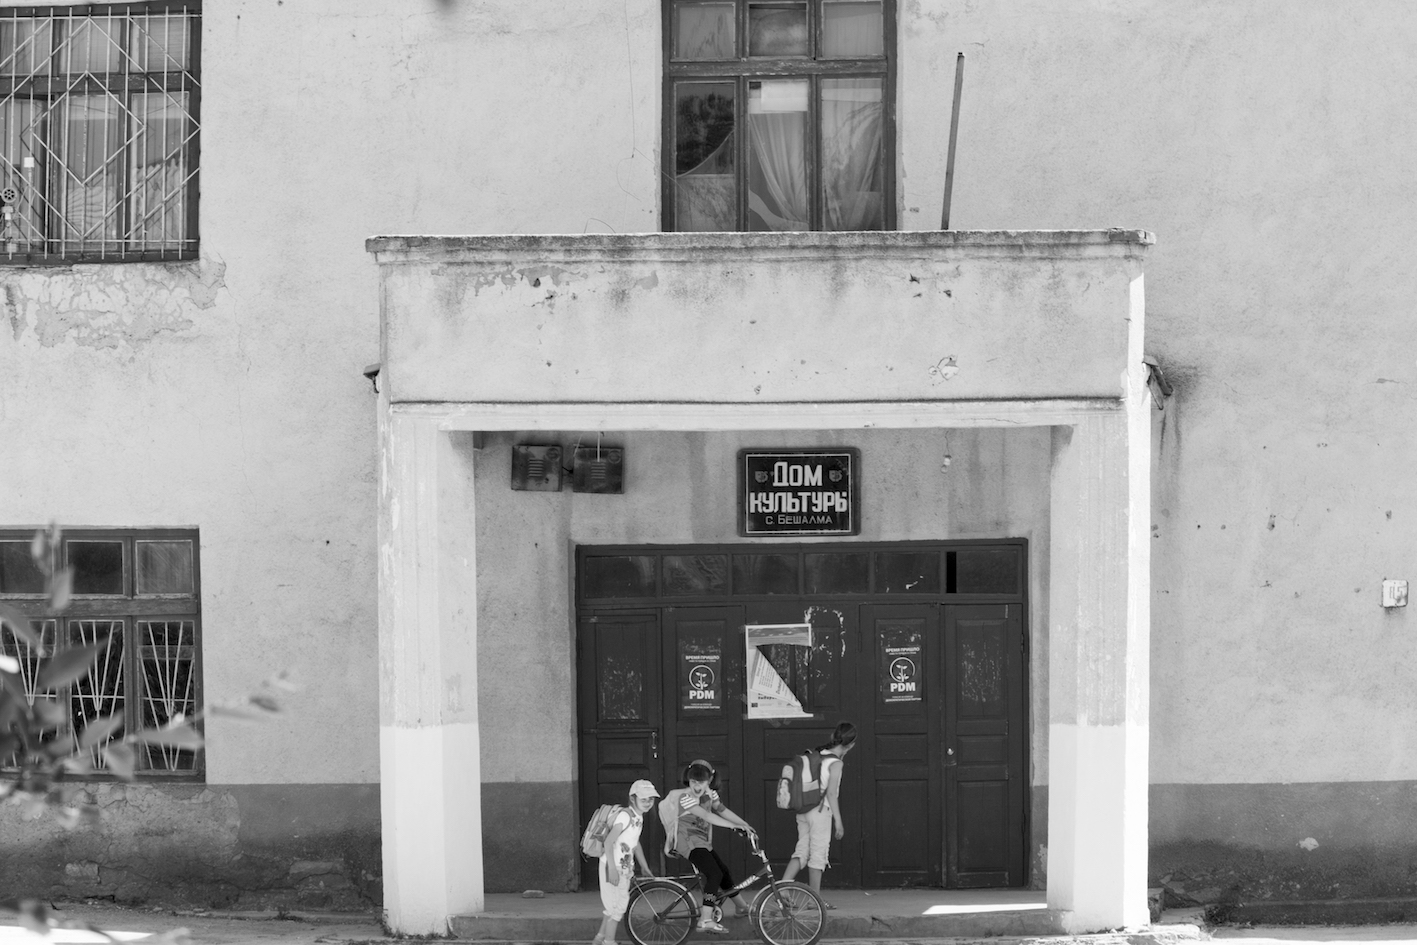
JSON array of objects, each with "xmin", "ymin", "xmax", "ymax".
[
  {"xmin": 598, "ymin": 857, "xmax": 633, "ymax": 920},
  {"xmin": 790, "ymin": 803, "xmax": 833, "ymax": 871}
]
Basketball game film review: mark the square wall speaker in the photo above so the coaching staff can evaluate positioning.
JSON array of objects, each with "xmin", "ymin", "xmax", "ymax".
[
  {"xmin": 572, "ymin": 446, "xmax": 624, "ymax": 494},
  {"xmin": 511, "ymin": 444, "xmax": 563, "ymax": 491}
]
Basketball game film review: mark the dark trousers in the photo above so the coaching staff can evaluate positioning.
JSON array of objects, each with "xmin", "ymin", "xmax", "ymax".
[{"xmin": 688, "ymin": 847, "xmax": 736, "ymax": 896}]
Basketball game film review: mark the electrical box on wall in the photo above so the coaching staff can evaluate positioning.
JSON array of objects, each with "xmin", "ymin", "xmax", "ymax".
[
  {"xmin": 1382, "ymin": 579, "xmax": 1408, "ymax": 608},
  {"xmin": 572, "ymin": 446, "xmax": 624, "ymax": 494},
  {"xmin": 511, "ymin": 444, "xmax": 563, "ymax": 491}
]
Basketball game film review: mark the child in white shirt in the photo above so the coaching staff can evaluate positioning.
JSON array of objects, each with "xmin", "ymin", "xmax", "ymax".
[{"xmin": 594, "ymin": 779, "xmax": 660, "ymax": 945}]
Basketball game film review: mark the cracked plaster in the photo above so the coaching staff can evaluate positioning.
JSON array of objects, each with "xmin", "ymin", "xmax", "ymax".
[{"xmin": 2, "ymin": 258, "xmax": 226, "ymax": 350}]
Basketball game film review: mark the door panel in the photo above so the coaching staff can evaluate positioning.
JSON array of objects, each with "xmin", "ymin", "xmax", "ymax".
[
  {"xmin": 859, "ymin": 604, "xmax": 942, "ymax": 886},
  {"xmin": 578, "ymin": 613, "xmax": 665, "ymax": 888},
  {"xmin": 944, "ymin": 604, "xmax": 1026, "ymax": 887},
  {"xmin": 741, "ymin": 600, "xmax": 860, "ymax": 887},
  {"xmin": 661, "ymin": 605, "xmax": 747, "ymax": 879}
]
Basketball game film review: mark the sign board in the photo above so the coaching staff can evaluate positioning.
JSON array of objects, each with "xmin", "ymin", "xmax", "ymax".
[
  {"xmin": 744, "ymin": 623, "xmax": 813, "ymax": 719},
  {"xmin": 680, "ymin": 638, "xmax": 722, "ymax": 713},
  {"xmin": 879, "ymin": 625, "xmax": 923, "ymax": 704},
  {"xmin": 739, "ymin": 449, "xmax": 860, "ymax": 537}
]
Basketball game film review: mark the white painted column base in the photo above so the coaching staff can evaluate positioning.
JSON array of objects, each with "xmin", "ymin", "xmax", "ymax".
[
  {"xmin": 1048, "ymin": 722, "xmax": 1150, "ymax": 931},
  {"xmin": 380, "ymin": 722, "xmax": 485, "ymax": 935}
]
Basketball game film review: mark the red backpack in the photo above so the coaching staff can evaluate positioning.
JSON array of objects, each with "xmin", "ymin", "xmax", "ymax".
[{"xmin": 775, "ymin": 751, "xmax": 826, "ymax": 813}]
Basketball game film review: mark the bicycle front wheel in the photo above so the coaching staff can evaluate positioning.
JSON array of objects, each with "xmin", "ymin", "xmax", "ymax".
[
  {"xmin": 750, "ymin": 881, "xmax": 826, "ymax": 945},
  {"xmin": 625, "ymin": 879, "xmax": 697, "ymax": 945}
]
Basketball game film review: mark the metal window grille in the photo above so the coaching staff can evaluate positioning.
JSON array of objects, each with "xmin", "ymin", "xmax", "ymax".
[
  {"xmin": 0, "ymin": 529, "xmax": 202, "ymax": 777},
  {"xmin": 0, "ymin": 1, "xmax": 200, "ymax": 264}
]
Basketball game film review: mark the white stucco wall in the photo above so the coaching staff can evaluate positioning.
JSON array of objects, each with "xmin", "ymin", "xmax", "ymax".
[{"xmin": 892, "ymin": 1, "xmax": 1417, "ymax": 785}]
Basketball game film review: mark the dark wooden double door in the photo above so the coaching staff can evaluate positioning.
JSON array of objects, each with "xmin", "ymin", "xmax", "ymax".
[{"xmin": 578, "ymin": 560, "xmax": 1027, "ymax": 890}]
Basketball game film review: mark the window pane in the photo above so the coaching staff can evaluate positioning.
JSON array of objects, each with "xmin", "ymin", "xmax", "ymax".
[
  {"xmin": 663, "ymin": 554, "xmax": 729, "ymax": 596},
  {"xmin": 674, "ymin": 82, "xmax": 737, "ymax": 232},
  {"xmin": 876, "ymin": 551, "xmax": 940, "ymax": 594},
  {"xmin": 0, "ymin": 97, "xmax": 45, "ymax": 249},
  {"xmin": 69, "ymin": 619, "xmax": 125, "ymax": 768},
  {"xmin": 0, "ymin": 540, "xmax": 44, "ymax": 594},
  {"xmin": 583, "ymin": 556, "xmax": 656, "ymax": 599},
  {"xmin": 732, "ymin": 554, "xmax": 799, "ymax": 595},
  {"xmin": 0, "ymin": 617, "xmax": 57, "ymax": 765},
  {"xmin": 138, "ymin": 619, "xmax": 197, "ymax": 771},
  {"xmin": 131, "ymin": 92, "xmax": 192, "ymax": 250},
  {"xmin": 954, "ymin": 548, "xmax": 1019, "ymax": 594},
  {"xmin": 822, "ymin": 1, "xmax": 883, "ymax": 57},
  {"xmin": 1, "ymin": 617, "xmax": 57, "ymax": 701},
  {"xmin": 675, "ymin": 1, "xmax": 734, "ymax": 59},
  {"xmin": 137, "ymin": 540, "xmax": 194, "ymax": 595},
  {"xmin": 59, "ymin": 14, "xmax": 122, "ymax": 74},
  {"xmin": 747, "ymin": 79, "xmax": 809, "ymax": 231},
  {"xmin": 0, "ymin": 18, "xmax": 52, "ymax": 77},
  {"xmin": 748, "ymin": 3, "xmax": 808, "ymax": 57},
  {"xmin": 822, "ymin": 78, "xmax": 883, "ymax": 230},
  {"xmin": 69, "ymin": 540, "xmax": 124, "ymax": 595},
  {"xmin": 804, "ymin": 552, "xmax": 869, "ymax": 594},
  {"xmin": 59, "ymin": 94, "xmax": 122, "ymax": 251},
  {"xmin": 131, "ymin": 13, "xmax": 190, "ymax": 71}
]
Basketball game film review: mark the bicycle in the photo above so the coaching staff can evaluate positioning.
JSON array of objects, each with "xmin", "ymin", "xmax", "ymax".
[{"xmin": 623, "ymin": 829, "xmax": 827, "ymax": 945}]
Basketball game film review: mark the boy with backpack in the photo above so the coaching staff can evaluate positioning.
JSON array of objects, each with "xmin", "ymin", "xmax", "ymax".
[
  {"xmin": 779, "ymin": 721, "xmax": 857, "ymax": 907},
  {"xmin": 591, "ymin": 779, "xmax": 660, "ymax": 945},
  {"xmin": 659, "ymin": 759, "xmax": 756, "ymax": 934}
]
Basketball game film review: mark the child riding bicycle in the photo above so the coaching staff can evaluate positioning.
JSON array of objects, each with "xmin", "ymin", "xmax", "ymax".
[{"xmin": 659, "ymin": 759, "xmax": 758, "ymax": 934}]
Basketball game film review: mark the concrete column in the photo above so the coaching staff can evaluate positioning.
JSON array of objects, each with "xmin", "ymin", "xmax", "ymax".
[
  {"xmin": 1045, "ymin": 377, "xmax": 1151, "ymax": 924},
  {"xmin": 378, "ymin": 409, "xmax": 484, "ymax": 934}
]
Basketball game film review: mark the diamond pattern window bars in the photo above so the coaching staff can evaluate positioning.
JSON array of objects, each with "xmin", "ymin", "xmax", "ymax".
[
  {"xmin": 0, "ymin": 530, "xmax": 201, "ymax": 777},
  {"xmin": 0, "ymin": 2, "xmax": 200, "ymax": 263}
]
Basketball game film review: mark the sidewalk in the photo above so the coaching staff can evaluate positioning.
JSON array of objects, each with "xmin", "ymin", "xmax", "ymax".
[
  {"xmin": 9, "ymin": 893, "xmax": 1207, "ymax": 945},
  {"xmin": 453, "ymin": 888, "xmax": 1066, "ymax": 941}
]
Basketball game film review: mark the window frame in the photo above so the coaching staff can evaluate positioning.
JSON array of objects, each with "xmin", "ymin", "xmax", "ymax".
[
  {"xmin": 0, "ymin": 526, "xmax": 204, "ymax": 780},
  {"xmin": 0, "ymin": 0, "xmax": 202, "ymax": 265},
  {"xmin": 661, "ymin": 0, "xmax": 897, "ymax": 232}
]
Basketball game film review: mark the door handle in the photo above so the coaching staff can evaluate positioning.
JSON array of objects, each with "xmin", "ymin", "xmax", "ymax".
[
  {"xmin": 650, "ymin": 731, "xmax": 659, "ymax": 760},
  {"xmin": 945, "ymin": 747, "xmax": 957, "ymax": 768}
]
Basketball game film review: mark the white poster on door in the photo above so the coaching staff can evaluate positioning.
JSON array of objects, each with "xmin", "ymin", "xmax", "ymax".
[{"xmin": 744, "ymin": 623, "xmax": 813, "ymax": 719}]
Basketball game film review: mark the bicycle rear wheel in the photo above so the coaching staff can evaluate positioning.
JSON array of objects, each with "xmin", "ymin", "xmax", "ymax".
[
  {"xmin": 625, "ymin": 879, "xmax": 697, "ymax": 945},
  {"xmin": 750, "ymin": 881, "xmax": 826, "ymax": 945}
]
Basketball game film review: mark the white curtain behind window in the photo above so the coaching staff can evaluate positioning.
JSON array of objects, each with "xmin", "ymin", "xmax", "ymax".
[
  {"xmin": 822, "ymin": 78, "xmax": 882, "ymax": 230},
  {"xmin": 748, "ymin": 80, "xmax": 809, "ymax": 230}
]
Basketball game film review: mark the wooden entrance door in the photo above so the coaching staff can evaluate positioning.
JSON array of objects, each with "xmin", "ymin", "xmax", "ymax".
[
  {"xmin": 577, "ymin": 611, "xmax": 667, "ymax": 888},
  {"xmin": 575, "ymin": 543, "xmax": 1030, "ymax": 891},
  {"xmin": 740, "ymin": 600, "xmax": 861, "ymax": 887},
  {"xmin": 859, "ymin": 603, "xmax": 943, "ymax": 886},
  {"xmin": 944, "ymin": 604, "xmax": 1027, "ymax": 886}
]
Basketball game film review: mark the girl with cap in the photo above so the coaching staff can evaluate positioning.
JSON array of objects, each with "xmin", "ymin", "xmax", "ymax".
[
  {"xmin": 658, "ymin": 759, "xmax": 756, "ymax": 934},
  {"xmin": 594, "ymin": 778, "xmax": 659, "ymax": 945}
]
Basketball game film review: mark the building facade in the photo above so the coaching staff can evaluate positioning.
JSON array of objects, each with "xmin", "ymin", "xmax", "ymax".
[{"xmin": 1, "ymin": 0, "xmax": 1413, "ymax": 934}]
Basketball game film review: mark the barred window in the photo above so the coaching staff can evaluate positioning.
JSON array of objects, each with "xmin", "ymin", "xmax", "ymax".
[
  {"xmin": 0, "ymin": 2, "xmax": 200, "ymax": 263},
  {"xmin": 0, "ymin": 528, "xmax": 202, "ymax": 776}
]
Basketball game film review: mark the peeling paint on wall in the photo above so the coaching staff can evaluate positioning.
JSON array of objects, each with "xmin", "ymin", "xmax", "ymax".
[{"xmin": 1, "ymin": 259, "xmax": 226, "ymax": 350}]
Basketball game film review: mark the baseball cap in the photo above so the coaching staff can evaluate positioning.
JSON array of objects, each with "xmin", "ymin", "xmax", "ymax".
[{"xmin": 630, "ymin": 779, "xmax": 661, "ymax": 799}]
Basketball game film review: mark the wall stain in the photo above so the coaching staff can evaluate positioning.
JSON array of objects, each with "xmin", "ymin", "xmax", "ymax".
[{"xmin": 3, "ymin": 259, "xmax": 225, "ymax": 350}]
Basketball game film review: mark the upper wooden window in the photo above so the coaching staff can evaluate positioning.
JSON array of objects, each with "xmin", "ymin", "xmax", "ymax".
[
  {"xmin": 0, "ymin": 1, "xmax": 200, "ymax": 264},
  {"xmin": 663, "ymin": 0, "xmax": 895, "ymax": 232},
  {"xmin": 0, "ymin": 528, "xmax": 202, "ymax": 778}
]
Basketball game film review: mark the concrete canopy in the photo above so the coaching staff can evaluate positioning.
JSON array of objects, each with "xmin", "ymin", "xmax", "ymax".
[{"xmin": 367, "ymin": 231, "xmax": 1153, "ymax": 935}]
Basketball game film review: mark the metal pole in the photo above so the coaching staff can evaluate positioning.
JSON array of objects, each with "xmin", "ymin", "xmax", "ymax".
[{"xmin": 941, "ymin": 52, "xmax": 965, "ymax": 230}]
